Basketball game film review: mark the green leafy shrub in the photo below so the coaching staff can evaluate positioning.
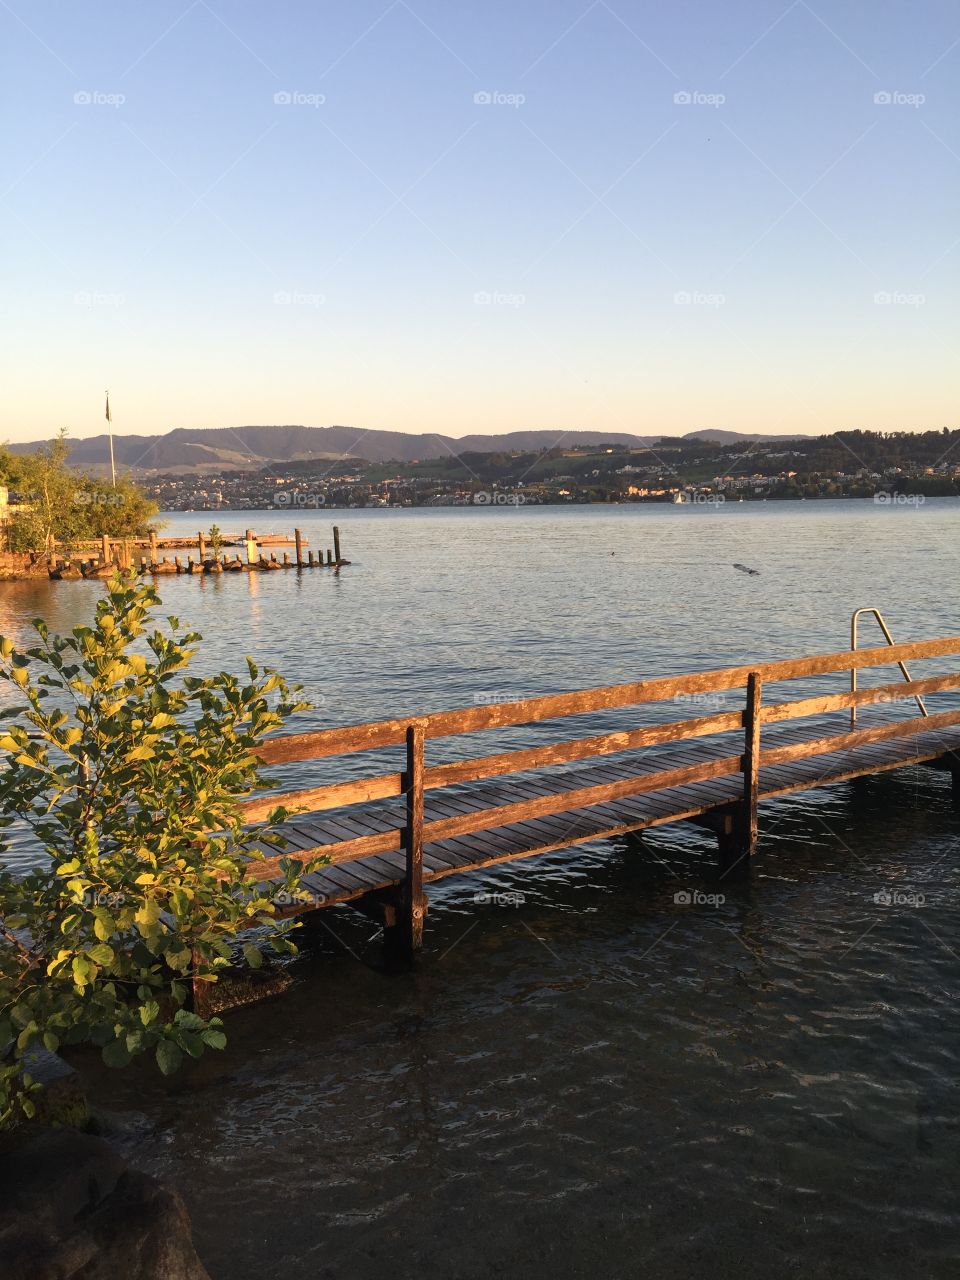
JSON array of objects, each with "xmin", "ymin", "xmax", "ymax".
[
  {"xmin": 0, "ymin": 574, "xmax": 320, "ymax": 1129},
  {"xmin": 1, "ymin": 431, "xmax": 159, "ymax": 552}
]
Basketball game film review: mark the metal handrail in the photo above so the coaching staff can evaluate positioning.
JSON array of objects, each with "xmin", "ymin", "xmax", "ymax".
[{"xmin": 850, "ymin": 607, "xmax": 928, "ymax": 726}]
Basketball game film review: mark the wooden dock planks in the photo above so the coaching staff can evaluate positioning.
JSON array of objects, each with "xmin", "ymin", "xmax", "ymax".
[{"xmin": 234, "ymin": 637, "xmax": 960, "ymax": 954}]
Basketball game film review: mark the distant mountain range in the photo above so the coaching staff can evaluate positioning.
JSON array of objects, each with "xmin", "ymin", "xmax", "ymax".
[{"xmin": 8, "ymin": 425, "xmax": 812, "ymax": 473}]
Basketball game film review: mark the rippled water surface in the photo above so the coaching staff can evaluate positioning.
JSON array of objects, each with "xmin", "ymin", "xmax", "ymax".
[{"xmin": 6, "ymin": 502, "xmax": 960, "ymax": 1278}]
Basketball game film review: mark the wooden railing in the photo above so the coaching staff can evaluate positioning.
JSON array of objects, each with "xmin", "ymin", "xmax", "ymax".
[{"xmin": 241, "ymin": 636, "xmax": 960, "ymax": 939}]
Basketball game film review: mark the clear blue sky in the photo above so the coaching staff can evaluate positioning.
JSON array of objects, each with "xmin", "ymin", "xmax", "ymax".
[{"xmin": 2, "ymin": 0, "xmax": 958, "ymax": 441}]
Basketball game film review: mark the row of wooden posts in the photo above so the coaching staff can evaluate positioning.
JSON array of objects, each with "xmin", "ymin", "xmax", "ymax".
[{"xmin": 55, "ymin": 528, "xmax": 347, "ymax": 578}]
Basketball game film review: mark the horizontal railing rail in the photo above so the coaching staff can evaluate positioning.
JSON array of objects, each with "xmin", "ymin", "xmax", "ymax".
[
  {"xmin": 255, "ymin": 636, "xmax": 960, "ymax": 768},
  {"xmin": 239, "ymin": 637, "xmax": 960, "ymax": 892}
]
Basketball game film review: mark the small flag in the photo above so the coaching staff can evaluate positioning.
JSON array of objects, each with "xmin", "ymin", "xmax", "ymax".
[{"xmin": 105, "ymin": 392, "xmax": 112, "ymax": 423}]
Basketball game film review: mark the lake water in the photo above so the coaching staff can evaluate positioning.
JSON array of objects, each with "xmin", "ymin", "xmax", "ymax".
[{"xmin": 5, "ymin": 501, "xmax": 960, "ymax": 1278}]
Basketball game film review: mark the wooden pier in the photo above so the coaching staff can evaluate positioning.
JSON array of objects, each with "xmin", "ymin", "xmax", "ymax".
[
  {"xmin": 49, "ymin": 527, "xmax": 349, "ymax": 579},
  {"xmin": 237, "ymin": 632, "xmax": 960, "ymax": 961}
]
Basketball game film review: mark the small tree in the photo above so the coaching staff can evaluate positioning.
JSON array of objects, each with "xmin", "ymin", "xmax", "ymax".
[
  {"xmin": 0, "ymin": 574, "xmax": 319, "ymax": 1129},
  {"xmin": 208, "ymin": 524, "xmax": 224, "ymax": 558},
  {"xmin": 2, "ymin": 430, "xmax": 159, "ymax": 552}
]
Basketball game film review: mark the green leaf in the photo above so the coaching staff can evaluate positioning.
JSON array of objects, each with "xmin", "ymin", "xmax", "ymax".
[
  {"xmin": 175, "ymin": 1030, "xmax": 204, "ymax": 1058},
  {"xmin": 139, "ymin": 1000, "xmax": 160, "ymax": 1026},
  {"xmin": 16, "ymin": 1022, "xmax": 38, "ymax": 1051},
  {"xmin": 156, "ymin": 1040, "xmax": 183, "ymax": 1076},
  {"xmin": 242, "ymin": 944, "xmax": 263, "ymax": 970},
  {"xmin": 165, "ymin": 946, "xmax": 192, "ymax": 973},
  {"xmin": 134, "ymin": 899, "xmax": 161, "ymax": 938},
  {"xmin": 200, "ymin": 1029, "xmax": 227, "ymax": 1051},
  {"xmin": 88, "ymin": 943, "xmax": 115, "ymax": 966},
  {"xmin": 92, "ymin": 908, "xmax": 116, "ymax": 940},
  {"xmin": 71, "ymin": 956, "xmax": 96, "ymax": 988},
  {"xmin": 102, "ymin": 1039, "xmax": 133, "ymax": 1069}
]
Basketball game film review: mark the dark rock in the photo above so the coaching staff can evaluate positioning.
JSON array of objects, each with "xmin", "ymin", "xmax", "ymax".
[
  {"xmin": 49, "ymin": 563, "xmax": 83, "ymax": 580},
  {"xmin": 0, "ymin": 1128, "xmax": 211, "ymax": 1280}
]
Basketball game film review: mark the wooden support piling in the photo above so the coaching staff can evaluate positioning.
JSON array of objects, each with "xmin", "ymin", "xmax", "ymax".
[
  {"xmin": 386, "ymin": 722, "xmax": 427, "ymax": 962},
  {"xmin": 198, "ymin": 531, "xmax": 206, "ymax": 561},
  {"xmin": 245, "ymin": 529, "xmax": 257, "ymax": 565},
  {"xmin": 326, "ymin": 549, "xmax": 333, "ymax": 565},
  {"xmin": 718, "ymin": 671, "xmax": 761, "ymax": 881},
  {"xmin": 308, "ymin": 551, "xmax": 316, "ymax": 567},
  {"xmin": 743, "ymin": 672, "xmax": 761, "ymax": 850},
  {"xmin": 294, "ymin": 528, "xmax": 303, "ymax": 568},
  {"xmin": 175, "ymin": 556, "xmax": 183, "ymax": 573},
  {"xmin": 149, "ymin": 530, "xmax": 158, "ymax": 564},
  {"xmin": 333, "ymin": 526, "xmax": 342, "ymax": 563},
  {"xmin": 283, "ymin": 552, "xmax": 290, "ymax": 567},
  {"xmin": 101, "ymin": 534, "xmax": 110, "ymax": 566}
]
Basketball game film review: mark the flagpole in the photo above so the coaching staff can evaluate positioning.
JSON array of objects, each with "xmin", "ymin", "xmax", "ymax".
[{"xmin": 105, "ymin": 390, "xmax": 116, "ymax": 487}]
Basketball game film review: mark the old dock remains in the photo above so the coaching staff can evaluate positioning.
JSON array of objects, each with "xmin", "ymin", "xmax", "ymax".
[{"xmin": 49, "ymin": 526, "xmax": 349, "ymax": 579}]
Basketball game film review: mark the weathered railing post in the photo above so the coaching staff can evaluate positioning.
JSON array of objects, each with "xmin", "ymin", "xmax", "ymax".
[
  {"xmin": 400, "ymin": 721, "xmax": 427, "ymax": 957},
  {"xmin": 743, "ymin": 671, "xmax": 761, "ymax": 853},
  {"xmin": 718, "ymin": 672, "xmax": 761, "ymax": 880}
]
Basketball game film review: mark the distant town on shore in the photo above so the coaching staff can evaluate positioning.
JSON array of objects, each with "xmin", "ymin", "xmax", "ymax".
[{"xmin": 135, "ymin": 428, "xmax": 960, "ymax": 510}]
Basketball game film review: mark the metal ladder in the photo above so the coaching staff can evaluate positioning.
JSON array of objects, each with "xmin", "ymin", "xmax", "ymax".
[{"xmin": 850, "ymin": 607, "xmax": 928, "ymax": 727}]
